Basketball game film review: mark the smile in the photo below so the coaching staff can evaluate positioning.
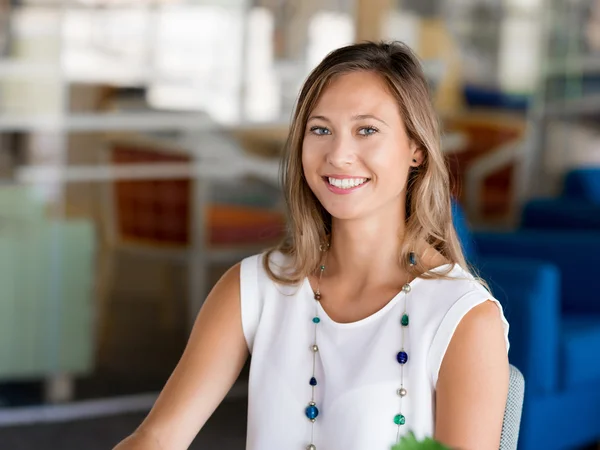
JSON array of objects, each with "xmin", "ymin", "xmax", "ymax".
[{"xmin": 323, "ymin": 176, "xmax": 370, "ymax": 193}]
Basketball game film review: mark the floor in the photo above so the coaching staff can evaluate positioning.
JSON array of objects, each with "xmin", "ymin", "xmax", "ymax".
[{"xmin": 0, "ymin": 398, "xmax": 247, "ymax": 449}]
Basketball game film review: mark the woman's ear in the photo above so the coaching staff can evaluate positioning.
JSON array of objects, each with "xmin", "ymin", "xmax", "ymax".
[{"xmin": 410, "ymin": 143, "xmax": 425, "ymax": 168}]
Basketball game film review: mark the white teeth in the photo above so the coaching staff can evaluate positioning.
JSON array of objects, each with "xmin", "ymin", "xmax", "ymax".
[{"xmin": 327, "ymin": 177, "xmax": 368, "ymax": 189}]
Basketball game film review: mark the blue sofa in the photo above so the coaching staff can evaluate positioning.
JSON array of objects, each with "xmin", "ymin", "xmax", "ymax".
[
  {"xmin": 522, "ymin": 168, "xmax": 600, "ymax": 231},
  {"xmin": 453, "ymin": 204, "xmax": 600, "ymax": 450}
]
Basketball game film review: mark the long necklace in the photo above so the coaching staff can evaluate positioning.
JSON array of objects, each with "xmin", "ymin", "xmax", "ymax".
[{"xmin": 305, "ymin": 245, "xmax": 417, "ymax": 450}]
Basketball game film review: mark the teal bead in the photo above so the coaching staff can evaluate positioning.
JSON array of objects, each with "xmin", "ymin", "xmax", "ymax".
[
  {"xmin": 401, "ymin": 314, "xmax": 409, "ymax": 327},
  {"xmin": 320, "ymin": 265, "xmax": 325, "ymax": 271},
  {"xmin": 312, "ymin": 317, "xmax": 321, "ymax": 324},
  {"xmin": 394, "ymin": 414, "xmax": 406, "ymax": 425}
]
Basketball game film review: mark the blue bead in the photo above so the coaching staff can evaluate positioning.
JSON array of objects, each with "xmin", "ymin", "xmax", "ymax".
[
  {"xmin": 397, "ymin": 351, "xmax": 408, "ymax": 365},
  {"xmin": 305, "ymin": 404, "xmax": 319, "ymax": 420},
  {"xmin": 310, "ymin": 377, "xmax": 317, "ymax": 386},
  {"xmin": 312, "ymin": 317, "xmax": 320, "ymax": 324}
]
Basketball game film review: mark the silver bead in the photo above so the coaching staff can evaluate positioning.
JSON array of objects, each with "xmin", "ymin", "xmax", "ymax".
[
  {"xmin": 309, "ymin": 401, "xmax": 316, "ymax": 406},
  {"xmin": 310, "ymin": 418, "xmax": 316, "ymax": 423},
  {"xmin": 307, "ymin": 445, "xmax": 316, "ymax": 450},
  {"xmin": 402, "ymin": 283, "xmax": 411, "ymax": 293},
  {"xmin": 312, "ymin": 344, "xmax": 319, "ymax": 352},
  {"xmin": 397, "ymin": 387, "xmax": 407, "ymax": 397}
]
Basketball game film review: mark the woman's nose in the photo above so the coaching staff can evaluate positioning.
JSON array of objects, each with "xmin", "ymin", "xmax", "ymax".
[{"xmin": 326, "ymin": 134, "xmax": 357, "ymax": 168}]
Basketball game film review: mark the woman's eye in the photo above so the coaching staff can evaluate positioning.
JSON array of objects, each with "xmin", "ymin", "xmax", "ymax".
[
  {"xmin": 358, "ymin": 126, "xmax": 379, "ymax": 136},
  {"xmin": 309, "ymin": 126, "xmax": 331, "ymax": 136}
]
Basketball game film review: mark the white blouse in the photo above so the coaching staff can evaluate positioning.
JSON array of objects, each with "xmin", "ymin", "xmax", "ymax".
[{"xmin": 240, "ymin": 251, "xmax": 509, "ymax": 450}]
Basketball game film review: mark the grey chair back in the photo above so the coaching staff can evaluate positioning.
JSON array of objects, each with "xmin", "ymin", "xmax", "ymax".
[{"xmin": 500, "ymin": 365, "xmax": 525, "ymax": 450}]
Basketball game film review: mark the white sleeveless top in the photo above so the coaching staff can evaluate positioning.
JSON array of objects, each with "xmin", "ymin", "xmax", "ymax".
[{"xmin": 240, "ymin": 251, "xmax": 509, "ymax": 450}]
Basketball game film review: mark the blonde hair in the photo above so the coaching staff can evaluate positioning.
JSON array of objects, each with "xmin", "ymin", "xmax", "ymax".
[{"xmin": 264, "ymin": 41, "xmax": 473, "ymax": 286}]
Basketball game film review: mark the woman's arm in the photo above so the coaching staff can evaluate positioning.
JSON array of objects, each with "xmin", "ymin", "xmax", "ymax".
[
  {"xmin": 114, "ymin": 263, "xmax": 248, "ymax": 450},
  {"xmin": 434, "ymin": 300, "xmax": 509, "ymax": 450}
]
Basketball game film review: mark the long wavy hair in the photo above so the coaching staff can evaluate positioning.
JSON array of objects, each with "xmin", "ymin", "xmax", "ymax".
[{"xmin": 264, "ymin": 41, "xmax": 471, "ymax": 285}]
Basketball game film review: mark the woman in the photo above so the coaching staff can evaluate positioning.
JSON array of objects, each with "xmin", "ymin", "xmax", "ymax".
[{"xmin": 115, "ymin": 41, "xmax": 509, "ymax": 450}]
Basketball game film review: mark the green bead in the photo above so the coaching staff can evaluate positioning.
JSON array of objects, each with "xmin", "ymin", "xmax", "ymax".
[
  {"xmin": 394, "ymin": 414, "xmax": 406, "ymax": 425},
  {"xmin": 401, "ymin": 314, "xmax": 409, "ymax": 327},
  {"xmin": 320, "ymin": 265, "xmax": 325, "ymax": 271}
]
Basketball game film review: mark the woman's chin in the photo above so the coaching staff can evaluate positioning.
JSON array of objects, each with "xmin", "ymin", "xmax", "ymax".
[
  {"xmin": 321, "ymin": 196, "xmax": 403, "ymax": 223},
  {"xmin": 323, "ymin": 204, "xmax": 368, "ymax": 222}
]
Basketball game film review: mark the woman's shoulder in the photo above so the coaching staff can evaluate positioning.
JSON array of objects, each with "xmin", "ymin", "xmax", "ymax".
[
  {"xmin": 239, "ymin": 250, "xmax": 303, "ymax": 351},
  {"xmin": 241, "ymin": 249, "xmax": 291, "ymax": 275},
  {"xmin": 425, "ymin": 264, "xmax": 510, "ymax": 386},
  {"xmin": 240, "ymin": 249, "xmax": 300, "ymax": 291},
  {"xmin": 417, "ymin": 245, "xmax": 486, "ymax": 300},
  {"xmin": 418, "ymin": 262, "xmax": 491, "ymax": 310}
]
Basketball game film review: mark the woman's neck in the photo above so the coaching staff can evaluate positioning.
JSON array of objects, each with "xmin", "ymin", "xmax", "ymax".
[{"xmin": 326, "ymin": 213, "xmax": 407, "ymax": 288}]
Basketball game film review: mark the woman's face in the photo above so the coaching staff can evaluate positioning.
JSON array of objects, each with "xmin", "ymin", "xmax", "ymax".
[{"xmin": 302, "ymin": 71, "xmax": 422, "ymax": 222}]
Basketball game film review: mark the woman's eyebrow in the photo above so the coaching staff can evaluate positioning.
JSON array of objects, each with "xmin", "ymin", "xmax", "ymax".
[
  {"xmin": 307, "ymin": 114, "xmax": 388, "ymax": 126},
  {"xmin": 307, "ymin": 115, "xmax": 330, "ymax": 123},
  {"xmin": 351, "ymin": 114, "xmax": 388, "ymax": 126}
]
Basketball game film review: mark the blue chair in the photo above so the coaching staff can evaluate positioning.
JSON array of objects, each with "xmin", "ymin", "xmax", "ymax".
[
  {"xmin": 522, "ymin": 168, "xmax": 600, "ymax": 231},
  {"xmin": 453, "ymin": 203, "xmax": 600, "ymax": 450},
  {"xmin": 563, "ymin": 168, "xmax": 600, "ymax": 203}
]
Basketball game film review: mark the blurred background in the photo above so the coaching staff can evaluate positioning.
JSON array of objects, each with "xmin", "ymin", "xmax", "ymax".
[{"xmin": 0, "ymin": 0, "xmax": 599, "ymax": 448}]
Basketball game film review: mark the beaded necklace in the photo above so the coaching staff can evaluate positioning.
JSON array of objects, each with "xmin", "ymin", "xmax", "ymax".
[{"xmin": 304, "ymin": 244, "xmax": 417, "ymax": 450}]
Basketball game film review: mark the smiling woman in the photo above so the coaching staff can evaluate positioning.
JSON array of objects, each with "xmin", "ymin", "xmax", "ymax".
[
  {"xmin": 301, "ymin": 70, "xmax": 419, "ymax": 221},
  {"xmin": 114, "ymin": 41, "xmax": 509, "ymax": 450}
]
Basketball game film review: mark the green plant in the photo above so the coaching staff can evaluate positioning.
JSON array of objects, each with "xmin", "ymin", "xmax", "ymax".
[{"xmin": 391, "ymin": 432, "xmax": 451, "ymax": 450}]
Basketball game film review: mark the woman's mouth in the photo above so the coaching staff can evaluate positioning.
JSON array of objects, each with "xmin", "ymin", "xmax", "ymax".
[{"xmin": 323, "ymin": 176, "xmax": 370, "ymax": 194}]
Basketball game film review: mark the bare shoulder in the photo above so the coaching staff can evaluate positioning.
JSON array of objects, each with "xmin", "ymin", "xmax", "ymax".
[
  {"xmin": 187, "ymin": 261, "xmax": 244, "ymax": 345},
  {"xmin": 215, "ymin": 262, "xmax": 242, "ymax": 292},
  {"xmin": 459, "ymin": 300, "xmax": 505, "ymax": 332},
  {"xmin": 222, "ymin": 261, "xmax": 242, "ymax": 282},
  {"xmin": 443, "ymin": 299, "xmax": 508, "ymax": 372},
  {"xmin": 435, "ymin": 300, "xmax": 509, "ymax": 449},
  {"xmin": 204, "ymin": 263, "xmax": 241, "ymax": 306}
]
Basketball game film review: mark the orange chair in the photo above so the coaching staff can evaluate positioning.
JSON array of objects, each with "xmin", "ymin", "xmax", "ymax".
[{"xmin": 97, "ymin": 137, "xmax": 285, "ymax": 347}]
